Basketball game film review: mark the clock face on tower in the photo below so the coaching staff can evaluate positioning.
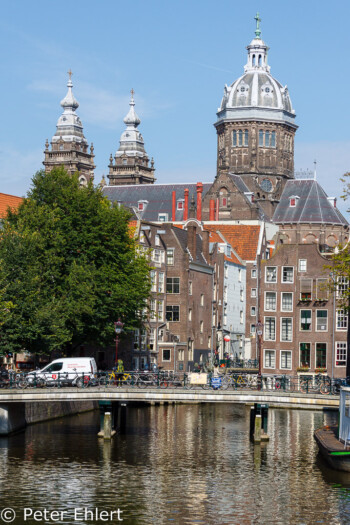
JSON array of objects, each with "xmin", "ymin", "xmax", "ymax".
[{"xmin": 260, "ymin": 178, "xmax": 273, "ymax": 192}]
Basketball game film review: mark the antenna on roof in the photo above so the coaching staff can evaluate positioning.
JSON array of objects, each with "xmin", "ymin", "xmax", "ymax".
[{"xmin": 313, "ymin": 160, "xmax": 317, "ymax": 181}]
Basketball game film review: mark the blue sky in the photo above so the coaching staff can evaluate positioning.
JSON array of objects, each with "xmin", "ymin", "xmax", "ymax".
[{"xmin": 1, "ymin": 0, "xmax": 349, "ymax": 215}]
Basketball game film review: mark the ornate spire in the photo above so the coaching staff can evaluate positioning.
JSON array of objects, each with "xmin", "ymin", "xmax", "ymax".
[
  {"xmin": 123, "ymin": 89, "xmax": 141, "ymax": 127},
  {"xmin": 254, "ymin": 12, "xmax": 262, "ymax": 39},
  {"xmin": 52, "ymin": 71, "xmax": 86, "ymax": 144}
]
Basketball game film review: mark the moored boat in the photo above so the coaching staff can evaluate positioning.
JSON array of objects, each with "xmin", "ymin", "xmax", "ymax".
[{"xmin": 314, "ymin": 387, "xmax": 350, "ymax": 472}]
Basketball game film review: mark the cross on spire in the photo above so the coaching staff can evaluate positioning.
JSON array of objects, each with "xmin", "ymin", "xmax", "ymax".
[
  {"xmin": 254, "ymin": 12, "xmax": 262, "ymax": 38},
  {"xmin": 67, "ymin": 69, "xmax": 73, "ymax": 80},
  {"xmin": 130, "ymin": 88, "xmax": 135, "ymax": 97}
]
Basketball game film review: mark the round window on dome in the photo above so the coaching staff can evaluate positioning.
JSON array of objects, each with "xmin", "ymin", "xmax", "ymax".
[
  {"xmin": 265, "ymin": 87, "xmax": 270, "ymax": 93},
  {"xmin": 240, "ymin": 87, "xmax": 245, "ymax": 92},
  {"xmin": 260, "ymin": 179, "xmax": 273, "ymax": 192}
]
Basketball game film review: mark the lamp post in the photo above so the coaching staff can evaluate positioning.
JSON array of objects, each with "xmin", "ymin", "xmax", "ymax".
[
  {"xmin": 114, "ymin": 319, "xmax": 124, "ymax": 367},
  {"xmin": 256, "ymin": 320, "xmax": 263, "ymax": 377}
]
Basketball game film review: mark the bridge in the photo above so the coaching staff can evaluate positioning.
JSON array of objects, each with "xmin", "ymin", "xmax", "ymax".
[{"xmin": 0, "ymin": 386, "xmax": 339, "ymax": 436}]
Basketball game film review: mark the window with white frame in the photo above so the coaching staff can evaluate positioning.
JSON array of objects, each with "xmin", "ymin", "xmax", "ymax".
[
  {"xmin": 158, "ymin": 329, "xmax": 164, "ymax": 342},
  {"xmin": 282, "ymin": 266, "xmax": 294, "ymax": 283},
  {"xmin": 281, "ymin": 292, "xmax": 293, "ymax": 312},
  {"xmin": 177, "ymin": 200, "xmax": 184, "ymax": 210},
  {"xmin": 162, "ymin": 349, "xmax": 171, "ymax": 362},
  {"xmin": 300, "ymin": 310, "xmax": 311, "ymax": 331},
  {"xmin": 300, "ymin": 343, "xmax": 311, "ymax": 368},
  {"xmin": 153, "ymin": 249, "xmax": 163, "ymax": 263},
  {"xmin": 336, "ymin": 309, "xmax": 348, "ymax": 331},
  {"xmin": 300, "ymin": 278, "xmax": 312, "ymax": 300},
  {"xmin": 265, "ymin": 266, "xmax": 277, "ymax": 283},
  {"xmin": 264, "ymin": 317, "xmax": 276, "ymax": 341},
  {"xmin": 251, "ymin": 306, "xmax": 256, "ymax": 316},
  {"xmin": 264, "ymin": 349, "xmax": 276, "ymax": 368},
  {"xmin": 251, "ymin": 324, "xmax": 256, "ymax": 335},
  {"xmin": 157, "ymin": 300, "xmax": 164, "ymax": 321},
  {"xmin": 251, "ymin": 288, "xmax": 257, "ymax": 298},
  {"xmin": 166, "ymin": 248, "xmax": 174, "ymax": 265},
  {"xmin": 155, "ymin": 235, "xmax": 160, "ymax": 246},
  {"xmin": 158, "ymin": 213, "xmax": 168, "ymax": 222},
  {"xmin": 188, "ymin": 308, "xmax": 192, "ymax": 321},
  {"xmin": 280, "ymin": 350, "xmax": 292, "ymax": 370},
  {"xmin": 139, "ymin": 231, "xmax": 145, "ymax": 244},
  {"xmin": 150, "ymin": 299, "xmax": 156, "ymax": 321},
  {"xmin": 336, "ymin": 342, "xmax": 347, "ymax": 367},
  {"xmin": 166, "ymin": 305, "xmax": 180, "ymax": 322},
  {"xmin": 251, "ymin": 268, "xmax": 257, "ymax": 279},
  {"xmin": 149, "ymin": 329, "xmax": 156, "ymax": 350},
  {"xmin": 200, "ymin": 294, "xmax": 204, "ymax": 306},
  {"xmin": 238, "ymin": 269, "xmax": 242, "ymax": 282},
  {"xmin": 298, "ymin": 259, "xmax": 307, "ymax": 272},
  {"xmin": 316, "ymin": 278, "xmax": 328, "ymax": 300},
  {"xmin": 200, "ymin": 320, "xmax": 204, "ymax": 333},
  {"xmin": 265, "ymin": 292, "xmax": 276, "ymax": 311},
  {"xmin": 150, "ymin": 270, "xmax": 157, "ymax": 292},
  {"xmin": 281, "ymin": 318, "xmax": 292, "ymax": 342},
  {"xmin": 316, "ymin": 343, "xmax": 327, "ymax": 368},
  {"xmin": 141, "ymin": 330, "xmax": 147, "ymax": 351},
  {"xmin": 240, "ymin": 310, "xmax": 243, "ymax": 324},
  {"xmin": 240, "ymin": 289, "xmax": 243, "ymax": 302},
  {"xmin": 158, "ymin": 272, "xmax": 164, "ymax": 293},
  {"xmin": 189, "ymin": 281, "xmax": 193, "ymax": 295},
  {"xmin": 166, "ymin": 277, "xmax": 180, "ymax": 294},
  {"xmin": 316, "ymin": 310, "xmax": 328, "ymax": 331},
  {"xmin": 134, "ymin": 329, "xmax": 139, "ymax": 350},
  {"xmin": 337, "ymin": 277, "xmax": 349, "ymax": 299}
]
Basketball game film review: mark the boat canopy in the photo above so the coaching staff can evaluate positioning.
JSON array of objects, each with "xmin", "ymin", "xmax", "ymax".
[{"xmin": 339, "ymin": 388, "xmax": 350, "ymax": 443}]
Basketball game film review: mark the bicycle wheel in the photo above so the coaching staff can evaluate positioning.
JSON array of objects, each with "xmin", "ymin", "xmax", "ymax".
[
  {"xmin": 137, "ymin": 379, "xmax": 147, "ymax": 389},
  {"xmin": 299, "ymin": 381, "xmax": 308, "ymax": 394},
  {"xmin": 320, "ymin": 382, "xmax": 331, "ymax": 395},
  {"xmin": 159, "ymin": 380, "xmax": 168, "ymax": 389}
]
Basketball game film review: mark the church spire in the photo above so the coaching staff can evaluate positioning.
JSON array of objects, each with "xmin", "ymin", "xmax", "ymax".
[
  {"xmin": 43, "ymin": 71, "xmax": 95, "ymax": 185},
  {"xmin": 107, "ymin": 89, "xmax": 155, "ymax": 186}
]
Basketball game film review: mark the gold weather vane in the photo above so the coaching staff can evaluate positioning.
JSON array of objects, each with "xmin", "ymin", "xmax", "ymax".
[{"xmin": 67, "ymin": 69, "xmax": 73, "ymax": 80}]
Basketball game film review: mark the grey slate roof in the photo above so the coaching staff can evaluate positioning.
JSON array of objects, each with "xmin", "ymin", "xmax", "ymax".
[
  {"xmin": 228, "ymin": 173, "xmax": 270, "ymax": 221},
  {"xmin": 172, "ymin": 227, "xmax": 208, "ymax": 266},
  {"xmin": 102, "ymin": 183, "xmax": 212, "ymax": 222},
  {"xmin": 273, "ymin": 180, "xmax": 348, "ymax": 225}
]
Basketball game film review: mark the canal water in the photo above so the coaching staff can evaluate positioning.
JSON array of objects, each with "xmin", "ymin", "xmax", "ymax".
[{"xmin": 0, "ymin": 403, "xmax": 349, "ymax": 525}]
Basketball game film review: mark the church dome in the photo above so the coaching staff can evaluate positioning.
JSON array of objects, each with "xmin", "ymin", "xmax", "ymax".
[{"xmin": 216, "ymin": 17, "xmax": 296, "ymax": 127}]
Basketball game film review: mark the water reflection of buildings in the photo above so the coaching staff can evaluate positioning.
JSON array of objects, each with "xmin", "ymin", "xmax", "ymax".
[{"xmin": 0, "ymin": 407, "xmax": 348, "ymax": 524}]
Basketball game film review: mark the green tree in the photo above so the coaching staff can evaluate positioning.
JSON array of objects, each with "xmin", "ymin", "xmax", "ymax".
[{"xmin": 0, "ymin": 167, "xmax": 151, "ymax": 356}]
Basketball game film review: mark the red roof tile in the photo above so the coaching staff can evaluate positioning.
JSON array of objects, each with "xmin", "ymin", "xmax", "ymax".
[
  {"xmin": 204, "ymin": 224, "xmax": 261, "ymax": 261},
  {"xmin": 0, "ymin": 193, "xmax": 23, "ymax": 218}
]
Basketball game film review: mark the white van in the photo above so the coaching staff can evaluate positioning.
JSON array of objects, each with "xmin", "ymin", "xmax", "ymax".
[{"xmin": 27, "ymin": 357, "xmax": 97, "ymax": 385}]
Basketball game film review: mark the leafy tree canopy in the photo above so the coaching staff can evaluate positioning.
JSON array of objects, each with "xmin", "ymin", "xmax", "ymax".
[{"xmin": 0, "ymin": 167, "xmax": 151, "ymax": 356}]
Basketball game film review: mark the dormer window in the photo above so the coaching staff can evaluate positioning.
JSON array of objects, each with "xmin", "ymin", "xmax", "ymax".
[
  {"xmin": 138, "ymin": 200, "xmax": 148, "ymax": 212},
  {"xmin": 123, "ymin": 159, "xmax": 127, "ymax": 165},
  {"xmin": 289, "ymin": 196, "xmax": 299, "ymax": 207},
  {"xmin": 177, "ymin": 200, "xmax": 184, "ymax": 210}
]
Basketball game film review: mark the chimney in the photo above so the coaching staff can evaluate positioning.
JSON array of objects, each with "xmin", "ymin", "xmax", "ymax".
[
  {"xmin": 202, "ymin": 229, "xmax": 210, "ymax": 261},
  {"xmin": 196, "ymin": 182, "xmax": 203, "ymax": 222},
  {"xmin": 189, "ymin": 195, "xmax": 196, "ymax": 219},
  {"xmin": 187, "ymin": 224, "xmax": 197, "ymax": 259},
  {"xmin": 172, "ymin": 190, "xmax": 176, "ymax": 221},
  {"xmin": 184, "ymin": 188, "xmax": 189, "ymax": 220},
  {"xmin": 209, "ymin": 199, "xmax": 215, "ymax": 221}
]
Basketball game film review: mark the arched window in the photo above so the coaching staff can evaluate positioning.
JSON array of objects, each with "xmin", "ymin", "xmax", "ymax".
[
  {"xmin": 232, "ymin": 130, "xmax": 237, "ymax": 147},
  {"xmin": 259, "ymin": 130, "xmax": 264, "ymax": 147},
  {"xmin": 220, "ymin": 188, "xmax": 228, "ymax": 207},
  {"xmin": 244, "ymin": 130, "xmax": 249, "ymax": 147},
  {"xmin": 258, "ymin": 55, "xmax": 262, "ymax": 66},
  {"xmin": 271, "ymin": 131, "xmax": 276, "ymax": 148},
  {"xmin": 238, "ymin": 130, "xmax": 243, "ymax": 146},
  {"xmin": 265, "ymin": 131, "xmax": 270, "ymax": 147},
  {"xmin": 252, "ymin": 54, "xmax": 256, "ymax": 66}
]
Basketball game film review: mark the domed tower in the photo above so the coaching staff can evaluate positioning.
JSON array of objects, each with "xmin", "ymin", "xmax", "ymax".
[
  {"xmin": 215, "ymin": 14, "xmax": 297, "ymax": 215},
  {"xmin": 108, "ymin": 90, "xmax": 155, "ymax": 186},
  {"xmin": 43, "ymin": 71, "xmax": 95, "ymax": 185}
]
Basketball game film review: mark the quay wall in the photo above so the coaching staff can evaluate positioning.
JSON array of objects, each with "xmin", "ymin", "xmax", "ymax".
[{"xmin": 25, "ymin": 401, "xmax": 98, "ymax": 424}]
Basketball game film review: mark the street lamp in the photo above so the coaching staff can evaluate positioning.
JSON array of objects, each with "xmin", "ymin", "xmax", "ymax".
[{"xmin": 114, "ymin": 319, "xmax": 124, "ymax": 367}]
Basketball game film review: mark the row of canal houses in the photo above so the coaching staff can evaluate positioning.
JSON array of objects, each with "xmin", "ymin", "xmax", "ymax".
[{"xmin": 102, "ymin": 179, "xmax": 349, "ymax": 380}]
